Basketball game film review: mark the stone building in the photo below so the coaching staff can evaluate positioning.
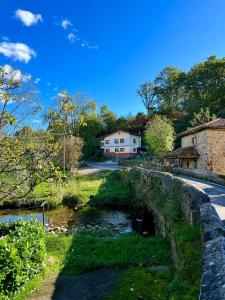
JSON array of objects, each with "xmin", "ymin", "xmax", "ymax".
[{"xmin": 164, "ymin": 118, "xmax": 225, "ymax": 174}]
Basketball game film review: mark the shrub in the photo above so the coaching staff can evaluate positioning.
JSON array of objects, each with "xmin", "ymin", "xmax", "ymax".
[
  {"xmin": 0, "ymin": 219, "xmax": 46, "ymax": 297},
  {"xmin": 62, "ymin": 192, "xmax": 81, "ymax": 208}
]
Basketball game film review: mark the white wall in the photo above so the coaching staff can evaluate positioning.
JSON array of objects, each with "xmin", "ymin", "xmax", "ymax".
[{"xmin": 102, "ymin": 131, "xmax": 141, "ymax": 153}]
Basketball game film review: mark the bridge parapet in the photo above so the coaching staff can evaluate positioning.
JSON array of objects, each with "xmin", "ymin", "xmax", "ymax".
[{"xmin": 122, "ymin": 167, "xmax": 225, "ymax": 299}]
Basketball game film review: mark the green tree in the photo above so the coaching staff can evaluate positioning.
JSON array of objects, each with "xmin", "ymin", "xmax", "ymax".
[
  {"xmin": 0, "ymin": 65, "xmax": 60, "ymax": 203},
  {"xmin": 184, "ymin": 56, "xmax": 225, "ymax": 118},
  {"xmin": 57, "ymin": 136, "xmax": 84, "ymax": 174},
  {"xmin": 137, "ymin": 82, "xmax": 159, "ymax": 116},
  {"xmin": 190, "ymin": 107, "xmax": 217, "ymax": 127},
  {"xmin": 154, "ymin": 66, "xmax": 185, "ymax": 119},
  {"xmin": 145, "ymin": 115, "xmax": 174, "ymax": 155},
  {"xmin": 100, "ymin": 104, "xmax": 117, "ymax": 133}
]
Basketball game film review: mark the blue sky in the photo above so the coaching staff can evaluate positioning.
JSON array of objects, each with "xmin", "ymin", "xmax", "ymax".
[{"xmin": 1, "ymin": 0, "xmax": 225, "ymax": 122}]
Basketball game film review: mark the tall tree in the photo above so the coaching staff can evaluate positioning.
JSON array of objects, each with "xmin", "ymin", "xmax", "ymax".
[
  {"xmin": 0, "ymin": 65, "xmax": 60, "ymax": 203},
  {"xmin": 45, "ymin": 91, "xmax": 86, "ymax": 175},
  {"xmin": 100, "ymin": 104, "xmax": 117, "ymax": 133},
  {"xmin": 137, "ymin": 82, "xmax": 159, "ymax": 116},
  {"xmin": 154, "ymin": 66, "xmax": 185, "ymax": 119},
  {"xmin": 184, "ymin": 56, "xmax": 225, "ymax": 118}
]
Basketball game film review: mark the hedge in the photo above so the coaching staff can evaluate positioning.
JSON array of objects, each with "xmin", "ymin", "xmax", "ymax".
[{"xmin": 0, "ymin": 219, "xmax": 46, "ymax": 297}]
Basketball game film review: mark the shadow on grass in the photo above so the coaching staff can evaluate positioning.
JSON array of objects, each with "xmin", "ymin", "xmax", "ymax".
[
  {"xmin": 46, "ymin": 171, "xmax": 162, "ymax": 299},
  {"xmin": 49, "ymin": 229, "xmax": 171, "ymax": 300}
]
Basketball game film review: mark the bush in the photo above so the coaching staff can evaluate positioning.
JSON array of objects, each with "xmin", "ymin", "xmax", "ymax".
[
  {"xmin": 62, "ymin": 192, "xmax": 81, "ymax": 208},
  {"xmin": 0, "ymin": 219, "xmax": 46, "ymax": 297}
]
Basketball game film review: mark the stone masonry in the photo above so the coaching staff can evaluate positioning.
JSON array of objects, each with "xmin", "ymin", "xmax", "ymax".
[{"xmin": 127, "ymin": 168, "xmax": 225, "ymax": 300}]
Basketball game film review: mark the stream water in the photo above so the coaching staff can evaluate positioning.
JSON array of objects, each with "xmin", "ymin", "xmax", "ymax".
[{"xmin": 0, "ymin": 206, "xmax": 136, "ymax": 233}]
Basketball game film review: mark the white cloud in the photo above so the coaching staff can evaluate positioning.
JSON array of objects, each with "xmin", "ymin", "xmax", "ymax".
[
  {"xmin": 2, "ymin": 64, "xmax": 31, "ymax": 82},
  {"xmin": 15, "ymin": 9, "xmax": 43, "ymax": 26},
  {"xmin": 34, "ymin": 77, "xmax": 41, "ymax": 84},
  {"xmin": 0, "ymin": 42, "xmax": 36, "ymax": 63},
  {"xmin": 61, "ymin": 19, "xmax": 72, "ymax": 29},
  {"xmin": 81, "ymin": 40, "xmax": 98, "ymax": 50},
  {"xmin": 67, "ymin": 32, "xmax": 79, "ymax": 43}
]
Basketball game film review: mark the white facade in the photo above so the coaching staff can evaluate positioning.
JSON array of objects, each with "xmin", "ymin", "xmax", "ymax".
[{"xmin": 100, "ymin": 131, "xmax": 141, "ymax": 157}]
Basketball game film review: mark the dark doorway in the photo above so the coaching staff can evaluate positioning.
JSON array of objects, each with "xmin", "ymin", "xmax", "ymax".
[{"xmin": 132, "ymin": 208, "xmax": 156, "ymax": 236}]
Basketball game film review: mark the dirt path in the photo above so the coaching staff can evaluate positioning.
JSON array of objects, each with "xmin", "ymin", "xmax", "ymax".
[{"xmin": 29, "ymin": 269, "xmax": 122, "ymax": 300}]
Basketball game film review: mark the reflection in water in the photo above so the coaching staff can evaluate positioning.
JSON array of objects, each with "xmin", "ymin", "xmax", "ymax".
[{"xmin": 0, "ymin": 206, "xmax": 134, "ymax": 233}]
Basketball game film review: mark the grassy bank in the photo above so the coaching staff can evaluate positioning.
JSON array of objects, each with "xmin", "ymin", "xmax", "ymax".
[
  {"xmin": 47, "ymin": 230, "xmax": 171, "ymax": 275},
  {"xmin": 0, "ymin": 171, "xmax": 130, "ymax": 209},
  {"xmin": 18, "ymin": 226, "xmax": 201, "ymax": 299}
]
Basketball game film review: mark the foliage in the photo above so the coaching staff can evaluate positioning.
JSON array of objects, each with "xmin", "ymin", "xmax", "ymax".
[
  {"xmin": 154, "ymin": 66, "xmax": 184, "ymax": 119},
  {"xmin": 190, "ymin": 107, "xmax": 217, "ymax": 127},
  {"xmin": 0, "ymin": 133, "xmax": 60, "ymax": 204},
  {"xmin": 137, "ymin": 82, "xmax": 159, "ymax": 116},
  {"xmin": 170, "ymin": 225, "xmax": 202, "ymax": 299},
  {"xmin": 78, "ymin": 114, "xmax": 103, "ymax": 159},
  {"xmin": 100, "ymin": 104, "xmax": 117, "ymax": 133},
  {"xmin": 120, "ymin": 169, "xmax": 202, "ymax": 299},
  {"xmin": 138, "ymin": 56, "xmax": 225, "ymax": 133},
  {"xmin": 0, "ymin": 65, "xmax": 61, "ymax": 203},
  {"xmin": 145, "ymin": 115, "xmax": 175, "ymax": 155},
  {"xmin": 56, "ymin": 136, "xmax": 84, "ymax": 173},
  {"xmin": 0, "ymin": 219, "xmax": 46, "ymax": 297}
]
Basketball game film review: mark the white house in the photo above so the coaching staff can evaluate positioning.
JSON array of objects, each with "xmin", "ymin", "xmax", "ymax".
[{"xmin": 100, "ymin": 130, "xmax": 141, "ymax": 158}]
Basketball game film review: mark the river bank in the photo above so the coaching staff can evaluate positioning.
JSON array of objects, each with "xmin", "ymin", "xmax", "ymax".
[
  {"xmin": 0, "ymin": 170, "xmax": 129, "ymax": 210},
  {"xmin": 1, "ymin": 169, "xmax": 202, "ymax": 299}
]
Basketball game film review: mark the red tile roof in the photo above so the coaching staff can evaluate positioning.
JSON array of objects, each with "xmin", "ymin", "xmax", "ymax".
[
  {"xmin": 164, "ymin": 146, "xmax": 200, "ymax": 158},
  {"xmin": 178, "ymin": 118, "xmax": 225, "ymax": 138}
]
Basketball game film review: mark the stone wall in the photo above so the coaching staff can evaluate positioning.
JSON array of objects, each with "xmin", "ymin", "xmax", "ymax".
[
  {"xmin": 181, "ymin": 128, "xmax": 225, "ymax": 174},
  {"xmin": 124, "ymin": 168, "xmax": 225, "ymax": 300},
  {"xmin": 172, "ymin": 167, "xmax": 225, "ymax": 186},
  {"xmin": 181, "ymin": 129, "xmax": 208, "ymax": 170},
  {"xmin": 207, "ymin": 129, "xmax": 225, "ymax": 174}
]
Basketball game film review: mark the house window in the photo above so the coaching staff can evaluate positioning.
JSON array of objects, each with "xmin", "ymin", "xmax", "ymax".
[
  {"xmin": 120, "ymin": 138, "xmax": 124, "ymax": 143},
  {"xmin": 192, "ymin": 137, "xmax": 197, "ymax": 146},
  {"xmin": 105, "ymin": 149, "xmax": 110, "ymax": 153},
  {"xmin": 115, "ymin": 139, "xmax": 119, "ymax": 144},
  {"xmin": 115, "ymin": 148, "xmax": 120, "ymax": 152},
  {"xmin": 133, "ymin": 148, "xmax": 136, "ymax": 152},
  {"xmin": 105, "ymin": 140, "xmax": 110, "ymax": 144},
  {"xmin": 133, "ymin": 138, "xmax": 136, "ymax": 143},
  {"xmin": 120, "ymin": 148, "xmax": 125, "ymax": 152}
]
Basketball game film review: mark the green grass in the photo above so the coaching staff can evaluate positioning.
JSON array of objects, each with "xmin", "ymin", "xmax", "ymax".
[
  {"xmin": 46, "ymin": 230, "xmax": 172, "ymax": 275},
  {"xmin": 12, "ymin": 225, "xmax": 201, "ymax": 300},
  {"xmin": 63, "ymin": 175, "xmax": 104, "ymax": 203},
  {"xmin": 1, "ymin": 170, "xmax": 130, "ymax": 209},
  {"xmin": 104, "ymin": 268, "xmax": 171, "ymax": 300},
  {"xmin": 89, "ymin": 171, "xmax": 130, "ymax": 207}
]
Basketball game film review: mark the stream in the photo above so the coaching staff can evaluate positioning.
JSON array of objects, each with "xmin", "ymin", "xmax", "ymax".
[{"xmin": 0, "ymin": 206, "xmax": 136, "ymax": 233}]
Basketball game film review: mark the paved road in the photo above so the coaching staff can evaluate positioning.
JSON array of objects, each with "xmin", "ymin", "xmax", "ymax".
[
  {"xmin": 86, "ymin": 161, "xmax": 119, "ymax": 170},
  {"xmin": 178, "ymin": 176, "xmax": 225, "ymax": 221},
  {"xmin": 78, "ymin": 161, "xmax": 119, "ymax": 176}
]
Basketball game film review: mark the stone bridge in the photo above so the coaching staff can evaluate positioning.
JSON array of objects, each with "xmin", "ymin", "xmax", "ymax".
[{"xmin": 123, "ymin": 167, "xmax": 225, "ymax": 300}]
